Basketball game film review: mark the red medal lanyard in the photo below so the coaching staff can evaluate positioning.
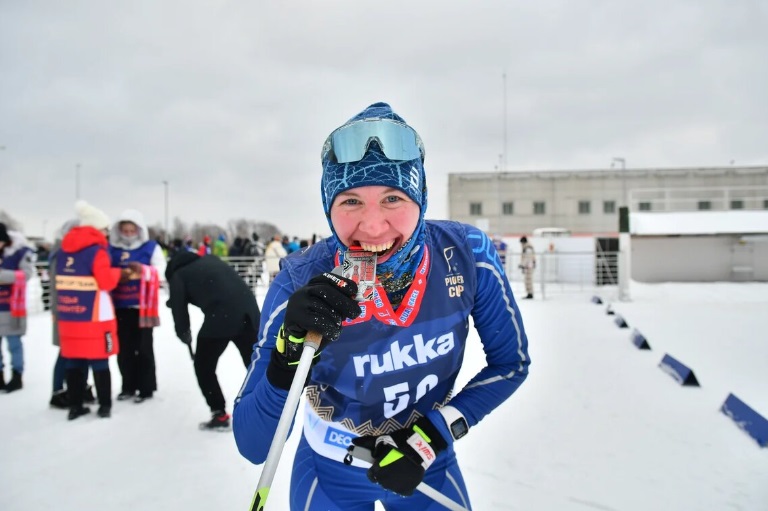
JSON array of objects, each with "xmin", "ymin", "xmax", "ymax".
[{"xmin": 336, "ymin": 246, "xmax": 430, "ymax": 327}]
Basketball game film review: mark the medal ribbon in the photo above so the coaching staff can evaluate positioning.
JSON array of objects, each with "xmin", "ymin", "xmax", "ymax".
[{"xmin": 336, "ymin": 246, "xmax": 430, "ymax": 327}]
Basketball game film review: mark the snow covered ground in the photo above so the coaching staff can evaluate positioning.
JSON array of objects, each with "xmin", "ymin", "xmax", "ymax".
[{"xmin": 1, "ymin": 281, "xmax": 766, "ymax": 511}]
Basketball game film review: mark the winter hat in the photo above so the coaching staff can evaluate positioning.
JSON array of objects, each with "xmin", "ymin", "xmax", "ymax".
[
  {"xmin": 320, "ymin": 102, "xmax": 428, "ymax": 300},
  {"xmin": 0, "ymin": 222, "xmax": 10, "ymax": 244},
  {"xmin": 58, "ymin": 219, "xmax": 80, "ymax": 241},
  {"xmin": 75, "ymin": 200, "xmax": 111, "ymax": 230},
  {"xmin": 321, "ymin": 102, "xmax": 427, "ymax": 215}
]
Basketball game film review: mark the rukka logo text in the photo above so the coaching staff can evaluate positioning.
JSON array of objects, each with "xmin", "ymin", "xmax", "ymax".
[{"xmin": 352, "ymin": 332, "xmax": 455, "ymax": 377}]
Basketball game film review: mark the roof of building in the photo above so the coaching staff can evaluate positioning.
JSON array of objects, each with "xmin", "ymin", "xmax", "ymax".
[
  {"xmin": 630, "ymin": 211, "xmax": 768, "ymax": 236},
  {"xmin": 449, "ymin": 165, "xmax": 768, "ymax": 181}
]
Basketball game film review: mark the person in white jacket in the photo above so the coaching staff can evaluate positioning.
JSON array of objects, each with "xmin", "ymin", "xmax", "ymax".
[
  {"xmin": 108, "ymin": 208, "xmax": 167, "ymax": 403},
  {"xmin": 264, "ymin": 234, "xmax": 287, "ymax": 284}
]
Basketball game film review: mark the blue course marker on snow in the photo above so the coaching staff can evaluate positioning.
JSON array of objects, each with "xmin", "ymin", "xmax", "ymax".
[
  {"xmin": 658, "ymin": 353, "xmax": 699, "ymax": 386},
  {"xmin": 630, "ymin": 328, "xmax": 651, "ymax": 350},
  {"xmin": 721, "ymin": 393, "xmax": 768, "ymax": 447}
]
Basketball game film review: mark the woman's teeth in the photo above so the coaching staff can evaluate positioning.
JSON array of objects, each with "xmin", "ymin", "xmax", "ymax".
[{"xmin": 360, "ymin": 241, "xmax": 394, "ymax": 255}]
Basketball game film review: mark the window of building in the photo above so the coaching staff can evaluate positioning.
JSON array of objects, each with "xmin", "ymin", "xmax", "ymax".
[
  {"xmin": 469, "ymin": 202, "xmax": 482, "ymax": 216},
  {"xmin": 603, "ymin": 201, "xmax": 616, "ymax": 214},
  {"xmin": 730, "ymin": 200, "xmax": 744, "ymax": 210},
  {"xmin": 502, "ymin": 202, "xmax": 514, "ymax": 215},
  {"xmin": 697, "ymin": 200, "xmax": 711, "ymax": 211},
  {"xmin": 533, "ymin": 201, "xmax": 546, "ymax": 215},
  {"xmin": 578, "ymin": 200, "xmax": 591, "ymax": 214},
  {"xmin": 638, "ymin": 202, "xmax": 652, "ymax": 211}
]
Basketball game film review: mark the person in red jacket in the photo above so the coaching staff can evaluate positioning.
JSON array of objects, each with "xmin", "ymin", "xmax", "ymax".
[{"xmin": 56, "ymin": 201, "xmax": 138, "ymax": 420}]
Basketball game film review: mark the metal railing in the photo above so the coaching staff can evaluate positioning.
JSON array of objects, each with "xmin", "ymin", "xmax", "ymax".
[
  {"xmin": 223, "ymin": 256, "xmax": 266, "ymax": 294},
  {"xmin": 37, "ymin": 251, "xmax": 618, "ymax": 309},
  {"xmin": 35, "ymin": 255, "xmax": 267, "ymax": 311},
  {"xmin": 503, "ymin": 250, "xmax": 620, "ymax": 299}
]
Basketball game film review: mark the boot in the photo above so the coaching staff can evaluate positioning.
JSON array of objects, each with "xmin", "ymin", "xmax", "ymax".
[
  {"xmin": 0, "ymin": 371, "xmax": 5, "ymax": 391},
  {"xmin": 93, "ymin": 369, "xmax": 112, "ymax": 418},
  {"xmin": 66, "ymin": 368, "xmax": 90, "ymax": 420},
  {"xmin": 199, "ymin": 410, "xmax": 231, "ymax": 431},
  {"xmin": 4, "ymin": 370, "xmax": 23, "ymax": 393},
  {"xmin": 84, "ymin": 384, "xmax": 96, "ymax": 405},
  {"xmin": 50, "ymin": 389, "xmax": 70, "ymax": 409}
]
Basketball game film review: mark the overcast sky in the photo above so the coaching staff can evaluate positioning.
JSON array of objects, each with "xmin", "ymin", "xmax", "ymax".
[{"xmin": 2, "ymin": 1, "xmax": 767, "ymax": 241}]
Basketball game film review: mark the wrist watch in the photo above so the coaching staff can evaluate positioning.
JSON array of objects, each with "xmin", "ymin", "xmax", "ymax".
[{"xmin": 439, "ymin": 405, "xmax": 469, "ymax": 441}]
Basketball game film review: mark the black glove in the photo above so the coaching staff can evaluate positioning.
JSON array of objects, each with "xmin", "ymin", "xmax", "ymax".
[
  {"xmin": 350, "ymin": 416, "xmax": 448, "ymax": 496},
  {"xmin": 177, "ymin": 330, "xmax": 193, "ymax": 345},
  {"xmin": 266, "ymin": 272, "xmax": 360, "ymax": 390},
  {"xmin": 284, "ymin": 272, "xmax": 360, "ymax": 341}
]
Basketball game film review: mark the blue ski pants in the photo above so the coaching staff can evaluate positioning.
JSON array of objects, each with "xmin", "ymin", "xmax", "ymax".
[{"xmin": 289, "ymin": 435, "xmax": 472, "ymax": 510}]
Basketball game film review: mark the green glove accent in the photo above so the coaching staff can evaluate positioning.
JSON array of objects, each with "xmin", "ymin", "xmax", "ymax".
[{"xmin": 276, "ymin": 325, "xmax": 305, "ymax": 365}]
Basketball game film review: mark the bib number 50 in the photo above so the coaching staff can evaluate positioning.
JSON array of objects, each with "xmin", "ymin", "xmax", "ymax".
[{"xmin": 382, "ymin": 374, "xmax": 438, "ymax": 418}]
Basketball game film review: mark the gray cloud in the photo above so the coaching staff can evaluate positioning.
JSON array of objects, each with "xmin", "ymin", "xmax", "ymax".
[{"xmin": 2, "ymin": 0, "xmax": 766, "ymax": 239}]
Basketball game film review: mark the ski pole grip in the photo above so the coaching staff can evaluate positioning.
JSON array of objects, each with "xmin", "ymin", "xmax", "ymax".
[{"xmin": 304, "ymin": 330, "xmax": 322, "ymax": 350}]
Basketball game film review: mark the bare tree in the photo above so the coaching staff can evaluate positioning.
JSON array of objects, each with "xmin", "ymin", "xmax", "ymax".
[{"xmin": 0, "ymin": 210, "xmax": 22, "ymax": 231}]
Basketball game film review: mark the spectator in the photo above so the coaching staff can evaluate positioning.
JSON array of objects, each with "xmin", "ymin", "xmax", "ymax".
[
  {"xmin": 229, "ymin": 237, "xmax": 244, "ymax": 257},
  {"xmin": 264, "ymin": 234, "xmax": 287, "ymax": 283},
  {"xmin": 0, "ymin": 222, "xmax": 36, "ymax": 393},
  {"xmin": 109, "ymin": 209, "xmax": 166, "ymax": 403},
  {"xmin": 212, "ymin": 233, "xmax": 229, "ymax": 258},
  {"xmin": 197, "ymin": 235, "xmax": 212, "ymax": 256},
  {"xmin": 492, "ymin": 235, "xmax": 508, "ymax": 269},
  {"xmin": 56, "ymin": 201, "xmax": 136, "ymax": 419},
  {"xmin": 286, "ymin": 236, "xmax": 301, "ymax": 254},
  {"xmin": 244, "ymin": 233, "xmax": 265, "ymax": 258},
  {"xmin": 518, "ymin": 236, "xmax": 536, "ymax": 299},
  {"xmin": 165, "ymin": 252, "xmax": 260, "ymax": 430},
  {"xmin": 49, "ymin": 219, "xmax": 95, "ymax": 409}
]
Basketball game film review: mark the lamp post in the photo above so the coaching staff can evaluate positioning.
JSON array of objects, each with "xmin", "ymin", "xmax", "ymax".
[
  {"xmin": 75, "ymin": 163, "xmax": 81, "ymax": 200},
  {"xmin": 502, "ymin": 71, "xmax": 507, "ymax": 172},
  {"xmin": 611, "ymin": 157, "xmax": 630, "ymax": 302},
  {"xmin": 611, "ymin": 157, "xmax": 627, "ymax": 207},
  {"xmin": 162, "ymin": 180, "xmax": 169, "ymax": 243}
]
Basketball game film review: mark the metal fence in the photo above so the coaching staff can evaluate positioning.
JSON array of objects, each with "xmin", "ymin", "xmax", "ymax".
[
  {"xmin": 503, "ymin": 250, "xmax": 621, "ymax": 299},
  {"xmin": 35, "ymin": 256, "xmax": 266, "ymax": 311},
  {"xmin": 36, "ymin": 251, "xmax": 619, "ymax": 309}
]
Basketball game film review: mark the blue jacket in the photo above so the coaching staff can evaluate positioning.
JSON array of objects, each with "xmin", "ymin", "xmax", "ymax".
[{"xmin": 233, "ymin": 220, "xmax": 530, "ymax": 465}]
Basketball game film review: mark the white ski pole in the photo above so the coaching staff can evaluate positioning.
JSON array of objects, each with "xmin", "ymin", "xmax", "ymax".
[
  {"xmin": 346, "ymin": 445, "xmax": 470, "ymax": 511},
  {"xmin": 247, "ymin": 330, "xmax": 321, "ymax": 511}
]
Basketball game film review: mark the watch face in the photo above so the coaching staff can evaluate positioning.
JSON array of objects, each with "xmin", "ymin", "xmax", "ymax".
[{"xmin": 450, "ymin": 418, "xmax": 468, "ymax": 440}]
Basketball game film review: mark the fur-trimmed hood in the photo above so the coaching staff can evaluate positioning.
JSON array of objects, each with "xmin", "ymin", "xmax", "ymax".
[
  {"xmin": 109, "ymin": 209, "xmax": 150, "ymax": 249},
  {"xmin": 2, "ymin": 230, "xmax": 35, "ymax": 257}
]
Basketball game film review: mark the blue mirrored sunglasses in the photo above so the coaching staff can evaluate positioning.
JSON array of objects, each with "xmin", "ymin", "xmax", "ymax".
[{"xmin": 321, "ymin": 118, "xmax": 425, "ymax": 164}]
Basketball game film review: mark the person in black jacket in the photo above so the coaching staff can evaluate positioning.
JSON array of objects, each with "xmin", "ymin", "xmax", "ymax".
[{"xmin": 165, "ymin": 252, "xmax": 260, "ymax": 430}]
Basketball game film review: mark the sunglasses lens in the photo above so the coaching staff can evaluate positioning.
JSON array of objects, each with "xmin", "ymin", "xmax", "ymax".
[{"xmin": 322, "ymin": 119, "xmax": 423, "ymax": 164}]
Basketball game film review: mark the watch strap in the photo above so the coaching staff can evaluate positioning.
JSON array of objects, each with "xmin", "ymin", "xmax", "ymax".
[{"xmin": 438, "ymin": 405, "xmax": 469, "ymax": 441}]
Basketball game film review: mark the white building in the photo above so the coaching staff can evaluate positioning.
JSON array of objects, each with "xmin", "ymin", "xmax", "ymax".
[
  {"xmin": 630, "ymin": 211, "xmax": 768, "ymax": 282},
  {"xmin": 448, "ymin": 165, "xmax": 768, "ymax": 236}
]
